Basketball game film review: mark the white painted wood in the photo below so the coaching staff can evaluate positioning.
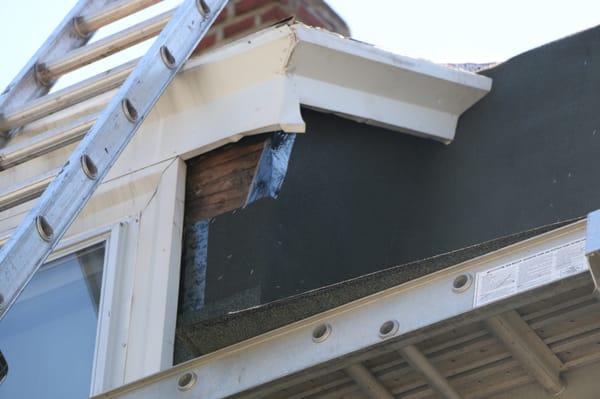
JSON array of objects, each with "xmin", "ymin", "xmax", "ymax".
[
  {"xmin": 0, "ymin": 159, "xmax": 175, "ymax": 238},
  {"xmin": 294, "ymin": 76, "xmax": 460, "ymax": 141},
  {"xmin": 90, "ymin": 221, "xmax": 134, "ymax": 395},
  {"xmin": 122, "ymin": 158, "xmax": 186, "ymax": 383}
]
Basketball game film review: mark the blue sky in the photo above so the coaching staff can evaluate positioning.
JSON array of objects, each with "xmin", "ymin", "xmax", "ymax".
[
  {"xmin": 326, "ymin": 0, "xmax": 600, "ymax": 62},
  {"xmin": 1, "ymin": 0, "xmax": 600, "ymax": 90}
]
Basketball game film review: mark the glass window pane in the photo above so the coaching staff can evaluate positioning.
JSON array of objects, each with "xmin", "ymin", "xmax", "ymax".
[{"xmin": 0, "ymin": 243, "xmax": 105, "ymax": 399}]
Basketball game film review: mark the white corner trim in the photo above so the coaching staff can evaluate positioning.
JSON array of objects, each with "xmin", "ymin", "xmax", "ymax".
[
  {"xmin": 293, "ymin": 76, "xmax": 460, "ymax": 141},
  {"xmin": 121, "ymin": 157, "xmax": 186, "ymax": 384}
]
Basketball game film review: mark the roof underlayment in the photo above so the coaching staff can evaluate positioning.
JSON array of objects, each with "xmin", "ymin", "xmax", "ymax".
[{"xmin": 176, "ymin": 219, "xmax": 581, "ymax": 358}]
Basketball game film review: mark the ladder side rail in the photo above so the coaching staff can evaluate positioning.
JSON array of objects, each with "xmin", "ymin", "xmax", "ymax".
[
  {"xmin": 0, "ymin": 0, "xmax": 111, "ymax": 121},
  {"xmin": 0, "ymin": 0, "xmax": 228, "ymax": 321}
]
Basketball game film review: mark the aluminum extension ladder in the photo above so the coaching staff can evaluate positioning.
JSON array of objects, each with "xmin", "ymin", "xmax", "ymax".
[{"xmin": 0, "ymin": 0, "xmax": 227, "ymax": 324}]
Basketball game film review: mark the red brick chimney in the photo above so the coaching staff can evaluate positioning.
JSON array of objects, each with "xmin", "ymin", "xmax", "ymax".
[{"xmin": 194, "ymin": 0, "xmax": 349, "ymax": 53}]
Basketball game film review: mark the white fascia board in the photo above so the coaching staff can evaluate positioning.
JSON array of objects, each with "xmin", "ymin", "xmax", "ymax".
[
  {"xmin": 293, "ymin": 77, "xmax": 460, "ymax": 141},
  {"xmin": 288, "ymin": 24, "xmax": 492, "ymax": 142}
]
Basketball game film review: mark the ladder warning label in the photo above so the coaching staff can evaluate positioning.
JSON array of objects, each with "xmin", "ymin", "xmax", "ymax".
[{"xmin": 474, "ymin": 238, "xmax": 587, "ymax": 307}]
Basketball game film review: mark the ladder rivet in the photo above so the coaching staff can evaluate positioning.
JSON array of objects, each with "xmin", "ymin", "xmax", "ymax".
[
  {"xmin": 177, "ymin": 371, "xmax": 197, "ymax": 391},
  {"xmin": 312, "ymin": 323, "xmax": 332, "ymax": 343},
  {"xmin": 80, "ymin": 154, "xmax": 98, "ymax": 180},
  {"xmin": 452, "ymin": 273, "xmax": 473, "ymax": 293},
  {"xmin": 122, "ymin": 99, "xmax": 138, "ymax": 123},
  {"xmin": 72, "ymin": 16, "xmax": 91, "ymax": 39},
  {"xmin": 379, "ymin": 320, "xmax": 399, "ymax": 339},
  {"xmin": 34, "ymin": 63, "xmax": 51, "ymax": 87},
  {"xmin": 35, "ymin": 216, "xmax": 54, "ymax": 242},
  {"xmin": 196, "ymin": 0, "xmax": 211, "ymax": 17},
  {"xmin": 160, "ymin": 46, "xmax": 177, "ymax": 69}
]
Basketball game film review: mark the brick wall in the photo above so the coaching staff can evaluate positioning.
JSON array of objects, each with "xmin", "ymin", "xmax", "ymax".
[{"xmin": 194, "ymin": 0, "xmax": 349, "ymax": 53}]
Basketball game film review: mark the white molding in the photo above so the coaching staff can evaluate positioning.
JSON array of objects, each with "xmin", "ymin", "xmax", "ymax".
[
  {"xmin": 293, "ymin": 76, "xmax": 460, "ymax": 141},
  {"xmin": 46, "ymin": 221, "xmax": 114, "ymax": 261}
]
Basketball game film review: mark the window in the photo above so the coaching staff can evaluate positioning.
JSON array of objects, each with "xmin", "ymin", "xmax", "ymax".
[
  {"xmin": 0, "ymin": 243, "xmax": 105, "ymax": 399},
  {"xmin": 0, "ymin": 158, "xmax": 186, "ymax": 392}
]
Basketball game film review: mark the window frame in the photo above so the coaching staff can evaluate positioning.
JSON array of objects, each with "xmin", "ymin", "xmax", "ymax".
[
  {"xmin": 46, "ymin": 222, "xmax": 127, "ymax": 396},
  {"xmin": 0, "ymin": 157, "xmax": 186, "ymax": 395}
]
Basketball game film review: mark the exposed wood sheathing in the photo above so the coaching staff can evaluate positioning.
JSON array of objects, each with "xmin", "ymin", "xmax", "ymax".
[
  {"xmin": 179, "ymin": 132, "xmax": 296, "ymax": 317},
  {"xmin": 185, "ymin": 135, "xmax": 269, "ymax": 220},
  {"xmin": 179, "ymin": 135, "xmax": 270, "ymax": 318}
]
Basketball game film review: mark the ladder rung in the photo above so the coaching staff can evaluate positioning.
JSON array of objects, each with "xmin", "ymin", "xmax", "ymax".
[
  {"xmin": 0, "ymin": 170, "xmax": 57, "ymax": 212},
  {"xmin": 0, "ymin": 61, "xmax": 135, "ymax": 131},
  {"xmin": 38, "ymin": 10, "xmax": 172, "ymax": 82},
  {"xmin": 76, "ymin": 0, "xmax": 164, "ymax": 36},
  {"xmin": 0, "ymin": 117, "xmax": 96, "ymax": 170},
  {"xmin": 0, "ymin": 1, "xmax": 113, "ymax": 139}
]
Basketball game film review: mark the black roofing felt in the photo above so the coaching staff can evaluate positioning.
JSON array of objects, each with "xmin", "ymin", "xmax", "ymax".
[
  {"xmin": 175, "ymin": 219, "xmax": 577, "ymax": 361},
  {"xmin": 175, "ymin": 24, "xmax": 600, "ymax": 361}
]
